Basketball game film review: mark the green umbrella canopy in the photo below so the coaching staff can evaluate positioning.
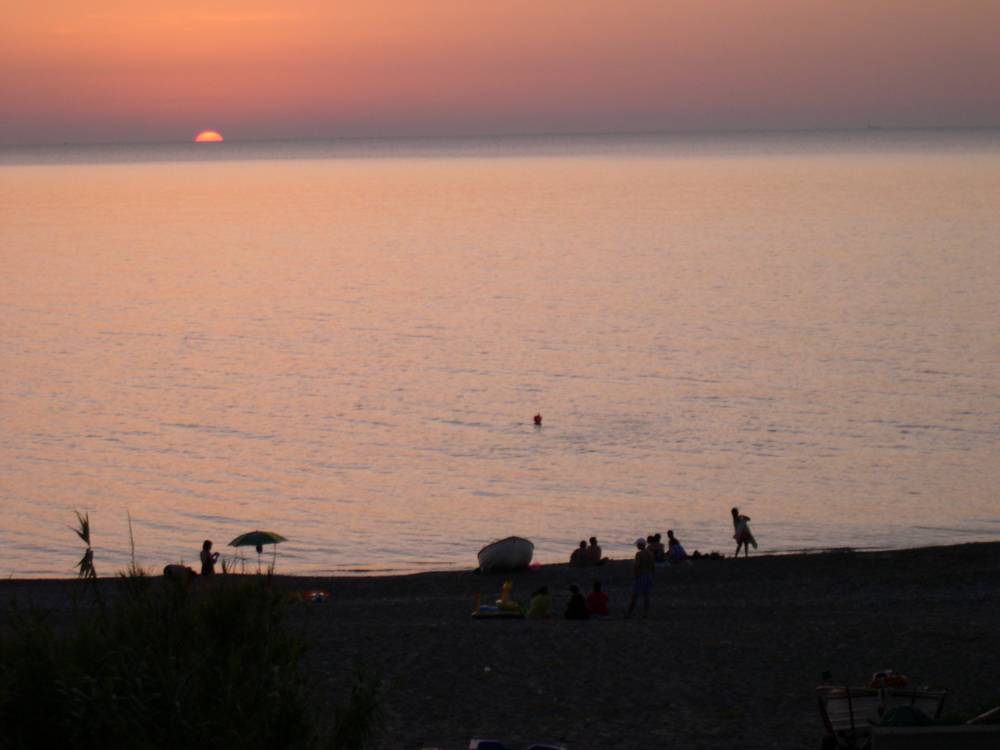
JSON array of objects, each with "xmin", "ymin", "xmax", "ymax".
[{"xmin": 229, "ymin": 530, "xmax": 287, "ymax": 548}]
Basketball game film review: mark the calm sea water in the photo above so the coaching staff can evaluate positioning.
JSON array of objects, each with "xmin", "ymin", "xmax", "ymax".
[{"xmin": 2, "ymin": 131, "xmax": 999, "ymax": 577}]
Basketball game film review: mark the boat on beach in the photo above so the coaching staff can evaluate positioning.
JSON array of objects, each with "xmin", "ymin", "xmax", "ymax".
[{"xmin": 477, "ymin": 536, "xmax": 534, "ymax": 573}]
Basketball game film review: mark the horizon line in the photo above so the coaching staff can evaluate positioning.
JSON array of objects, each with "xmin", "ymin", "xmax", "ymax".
[{"xmin": 3, "ymin": 123, "xmax": 1000, "ymax": 150}]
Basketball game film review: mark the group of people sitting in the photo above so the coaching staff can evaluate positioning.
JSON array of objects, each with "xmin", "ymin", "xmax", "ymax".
[
  {"xmin": 525, "ymin": 580, "xmax": 609, "ymax": 620},
  {"xmin": 568, "ymin": 537, "xmax": 609, "ymax": 567},
  {"xmin": 571, "ymin": 530, "xmax": 689, "ymax": 567},
  {"xmin": 648, "ymin": 530, "xmax": 689, "ymax": 565}
]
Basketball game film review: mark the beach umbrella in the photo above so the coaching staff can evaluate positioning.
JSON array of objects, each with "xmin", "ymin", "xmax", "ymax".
[{"xmin": 229, "ymin": 530, "xmax": 287, "ymax": 573}]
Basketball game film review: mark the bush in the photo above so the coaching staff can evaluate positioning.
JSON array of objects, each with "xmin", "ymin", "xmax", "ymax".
[{"xmin": 1, "ymin": 576, "xmax": 315, "ymax": 750}]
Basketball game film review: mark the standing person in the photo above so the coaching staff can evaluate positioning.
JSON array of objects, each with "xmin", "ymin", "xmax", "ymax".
[
  {"xmin": 200, "ymin": 539, "xmax": 219, "ymax": 576},
  {"xmin": 731, "ymin": 507, "xmax": 757, "ymax": 558},
  {"xmin": 650, "ymin": 533, "xmax": 667, "ymax": 563},
  {"xmin": 626, "ymin": 538, "xmax": 655, "ymax": 618}
]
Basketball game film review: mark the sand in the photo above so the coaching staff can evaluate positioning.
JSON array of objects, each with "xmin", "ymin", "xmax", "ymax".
[{"xmin": 3, "ymin": 542, "xmax": 999, "ymax": 749}]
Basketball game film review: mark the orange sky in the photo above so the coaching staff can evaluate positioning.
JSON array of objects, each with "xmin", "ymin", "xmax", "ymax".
[{"xmin": 2, "ymin": 0, "xmax": 998, "ymax": 144}]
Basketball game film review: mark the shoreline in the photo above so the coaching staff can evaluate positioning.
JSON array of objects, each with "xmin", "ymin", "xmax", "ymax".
[
  {"xmin": 4, "ymin": 541, "xmax": 999, "ymax": 749},
  {"xmin": 1, "ymin": 538, "xmax": 994, "ymax": 584}
]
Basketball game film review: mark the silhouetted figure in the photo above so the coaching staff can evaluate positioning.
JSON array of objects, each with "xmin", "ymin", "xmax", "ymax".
[
  {"xmin": 586, "ymin": 536, "xmax": 607, "ymax": 565},
  {"xmin": 649, "ymin": 533, "xmax": 666, "ymax": 563},
  {"xmin": 586, "ymin": 579, "xmax": 609, "ymax": 616},
  {"xmin": 667, "ymin": 529, "xmax": 688, "ymax": 564},
  {"xmin": 626, "ymin": 538, "xmax": 655, "ymax": 618},
  {"xmin": 565, "ymin": 584, "xmax": 589, "ymax": 620},
  {"xmin": 533, "ymin": 413, "xmax": 542, "ymax": 426},
  {"xmin": 570, "ymin": 540, "xmax": 589, "ymax": 566},
  {"xmin": 732, "ymin": 507, "xmax": 757, "ymax": 558},
  {"xmin": 200, "ymin": 539, "xmax": 219, "ymax": 576}
]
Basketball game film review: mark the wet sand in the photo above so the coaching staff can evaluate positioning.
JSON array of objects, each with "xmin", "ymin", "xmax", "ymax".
[{"xmin": 3, "ymin": 542, "xmax": 999, "ymax": 749}]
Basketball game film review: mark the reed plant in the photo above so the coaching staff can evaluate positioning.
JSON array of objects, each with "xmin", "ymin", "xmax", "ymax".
[{"xmin": 73, "ymin": 510, "xmax": 96, "ymax": 579}]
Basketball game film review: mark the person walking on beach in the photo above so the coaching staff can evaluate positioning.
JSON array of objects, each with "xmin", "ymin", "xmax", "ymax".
[
  {"xmin": 200, "ymin": 539, "xmax": 219, "ymax": 576},
  {"xmin": 731, "ymin": 507, "xmax": 757, "ymax": 558},
  {"xmin": 626, "ymin": 538, "xmax": 655, "ymax": 618}
]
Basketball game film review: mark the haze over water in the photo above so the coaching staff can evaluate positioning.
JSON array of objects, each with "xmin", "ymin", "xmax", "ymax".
[{"xmin": 2, "ymin": 131, "xmax": 999, "ymax": 578}]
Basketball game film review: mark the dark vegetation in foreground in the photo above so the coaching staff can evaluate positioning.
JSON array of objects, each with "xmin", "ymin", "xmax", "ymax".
[{"xmin": 0, "ymin": 574, "xmax": 381, "ymax": 750}]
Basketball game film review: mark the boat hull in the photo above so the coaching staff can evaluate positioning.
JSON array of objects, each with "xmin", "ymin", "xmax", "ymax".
[{"xmin": 477, "ymin": 536, "xmax": 534, "ymax": 573}]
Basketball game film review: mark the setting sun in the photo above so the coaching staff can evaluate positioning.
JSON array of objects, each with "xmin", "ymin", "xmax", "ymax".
[{"xmin": 194, "ymin": 130, "xmax": 224, "ymax": 143}]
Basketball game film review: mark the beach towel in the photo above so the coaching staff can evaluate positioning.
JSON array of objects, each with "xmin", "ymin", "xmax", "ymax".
[{"xmin": 734, "ymin": 518, "xmax": 758, "ymax": 548}]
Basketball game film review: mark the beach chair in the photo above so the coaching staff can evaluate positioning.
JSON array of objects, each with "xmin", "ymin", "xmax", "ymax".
[{"xmin": 816, "ymin": 686, "xmax": 882, "ymax": 749}]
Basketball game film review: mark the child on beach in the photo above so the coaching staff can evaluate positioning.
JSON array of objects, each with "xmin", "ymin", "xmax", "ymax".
[{"xmin": 731, "ymin": 507, "xmax": 758, "ymax": 558}]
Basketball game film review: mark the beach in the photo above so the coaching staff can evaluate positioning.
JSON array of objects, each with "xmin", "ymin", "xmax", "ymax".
[{"xmin": 3, "ymin": 541, "xmax": 998, "ymax": 749}]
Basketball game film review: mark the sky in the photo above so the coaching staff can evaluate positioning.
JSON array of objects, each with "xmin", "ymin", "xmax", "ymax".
[{"xmin": 2, "ymin": 0, "xmax": 999, "ymax": 145}]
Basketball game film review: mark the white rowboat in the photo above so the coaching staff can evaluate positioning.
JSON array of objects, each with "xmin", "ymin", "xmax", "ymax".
[{"xmin": 477, "ymin": 536, "xmax": 534, "ymax": 573}]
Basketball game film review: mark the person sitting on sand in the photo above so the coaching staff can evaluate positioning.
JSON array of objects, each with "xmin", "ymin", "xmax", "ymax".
[
  {"xmin": 666, "ymin": 529, "xmax": 688, "ymax": 564},
  {"xmin": 564, "ymin": 584, "xmax": 589, "ymax": 620},
  {"xmin": 586, "ymin": 580, "xmax": 609, "ymax": 616},
  {"xmin": 200, "ymin": 540, "xmax": 219, "ymax": 576},
  {"xmin": 626, "ymin": 538, "xmax": 655, "ymax": 618},
  {"xmin": 526, "ymin": 586, "xmax": 552, "ymax": 619},
  {"xmin": 649, "ymin": 533, "xmax": 667, "ymax": 563},
  {"xmin": 732, "ymin": 507, "xmax": 758, "ymax": 558},
  {"xmin": 586, "ymin": 536, "xmax": 607, "ymax": 565},
  {"xmin": 569, "ymin": 540, "xmax": 589, "ymax": 567}
]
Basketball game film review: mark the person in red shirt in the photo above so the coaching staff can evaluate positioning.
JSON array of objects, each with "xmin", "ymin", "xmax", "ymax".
[{"xmin": 586, "ymin": 579, "xmax": 609, "ymax": 616}]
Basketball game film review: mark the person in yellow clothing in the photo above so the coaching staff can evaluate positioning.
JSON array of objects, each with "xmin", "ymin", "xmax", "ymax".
[{"xmin": 525, "ymin": 586, "xmax": 552, "ymax": 619}]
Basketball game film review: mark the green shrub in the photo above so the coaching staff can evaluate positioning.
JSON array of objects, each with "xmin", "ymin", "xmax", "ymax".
[{"xmin": 1, "ymin": 577, "xmax": 315, "ymax": 750}]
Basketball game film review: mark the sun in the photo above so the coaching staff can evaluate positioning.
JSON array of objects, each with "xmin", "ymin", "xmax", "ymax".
[{"xmin": 194, "ymin": 130, "xmax": 224, "ymax": 143}]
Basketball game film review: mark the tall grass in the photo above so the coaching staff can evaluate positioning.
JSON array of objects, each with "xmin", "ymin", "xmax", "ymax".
[
  {"xmin": 329, "ymin": 666, "xmax": 384, "ymax": 750},
  {"xmin": 1, "ymin": 576, "xmax": 310, "ymax": 750},
  {"xmin": 0, "ymin": 576, "xmax": 382, "ymax": 750}
]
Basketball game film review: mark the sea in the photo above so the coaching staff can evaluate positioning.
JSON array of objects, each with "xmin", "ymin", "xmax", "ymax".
[{"xmin": 2, "ymin": 130, "xmax": 999, "ymax": 578}]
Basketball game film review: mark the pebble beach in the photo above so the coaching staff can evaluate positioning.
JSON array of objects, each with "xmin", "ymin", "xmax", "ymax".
[{"xmin": 3, "ymin": 541, "xmax": 998, "ymax": 749}]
